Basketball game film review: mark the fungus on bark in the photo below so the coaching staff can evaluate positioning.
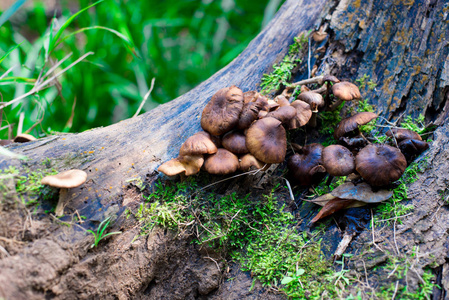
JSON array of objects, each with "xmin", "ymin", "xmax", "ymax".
[
  {"xmin": 322, "ymin": 145, "xmax": 355, "ymax": 176},
  {"xmin": 13, "ymin": 134, "xmax": 36, "ymax": 143},
  {"xmin": 246, "ymin": 117, "xmax": 287, "ymax": 164},
  {"xmin": 334, "ymin": 112, "xmax": 378, "ymax": 148},
  {"xmin": 330, "ymin": 81, "xmax": 361, "ymax": 110},
  {"xmin": 355, "ymin": 144, "xmax": 407, "ymax": 186},
  {"xmin": 179, "ymin": 131, "xmax": 218, "ymax": 156},
  {"xmin": 222, "ymin": 131, "xmax": 248, "ymax": 154},
  {"xmin": 158, "ymin": 155, "xmax": 204, "ymax": 177},
  {"xmin": 203, "ymin": 148, "xmax": 239, "ymax": 175},
  {"xmin": 287, "ymin": 143, "xmax": 326, "ymax": 186},
  {"xmin": 41, "ymin": 169, "xmax": 88, "ymax": 217},
  {"xmin": 398, "ymin": 138, "xmax": 429, "ymax": 163},
  {"xmin": 385, "ymin": 128, "xmax": 422, "ymax": 142},
  {"xmin": 201, "ymin": 85, "xmax": 244, "ymax": 136}
]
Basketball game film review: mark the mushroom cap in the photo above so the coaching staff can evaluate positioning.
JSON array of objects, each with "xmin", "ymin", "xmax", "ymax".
[
  {"xmin": 332, "ymin": 81, "xmax": 361, "ymax": 101},
  {"xmin": 14, "ymin": 134, "xmax": 36, "ymax": 143},
  {"xmin": 297, "ymin": 91, "xmax": 324, "ymax": 112},
  {"xmin": 158, "ymin": 155, "xmax": 204, "ymax": 176},
  {"xmin": 275, "ymin": 95, "xmax": 290, "ymax": 107},
  {"xmin": 322, "ymin": 145, "xmax": 355, "ymax": 176},
  {"xmin": 355, "ymin": 144, "xmax": 407, "ymax": 186},
  {"xmin": 245, "ymin": 117, "xmax": 287, "ymax": 164},
  {"xmin": 398, "ymin": 139, "xmax": 429, "ymax": 162},
  {"xmin": 334, "ymin": 112, "xmax": 378, "ymax": 140},
  {"xmin": 266, "ymin": 106, "xmax": 297, "ymax": 124},
  {"xmin": 201, "ymin": 86, "xmax": 244, "ymax": 136},
  {"xmin": 239, "ymin": 153, "xmax": 266, "ymax": 171},
  {"xmin": 386, "ymin": 128, "xmax": 422, "ymax": 142},
  {"xmin": 203, "ymin": 148, "xmax": 239, "ymax": 175},
  {"xmin": 179, "ymin": 131, "xmax": 218, "ymax": 156},
  {"xmin": 238, "ymin": 102, "xmax": 263, "ymax": 130},
  {"xmin": 288, "ymin": 100, "xmax": 312, "ymax": 129},
  {"xmin": 41, "ymin": 169, "xmax": 87, "ymax": 188},
  {"xmin": 243, "ymin": 90, "xmax": 258, "ymax": 104},
  {"xmin": 287, "ymin": 143, "xmax": 326, "ymax": 186},
  {"xmin": 222, "ymin": 131, "xmax": 249, "ymax": 154},
  {"xmin": 323, "ymin": 75, "xmax": 340, "ymax": 84}
]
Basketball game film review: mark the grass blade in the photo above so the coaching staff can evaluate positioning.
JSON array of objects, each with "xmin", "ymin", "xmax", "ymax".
[
  {"xmin": 0, "ymin": 0, "xmax": 28, "ymax": 28},
  {"xmin": 48, "ymin": 0, "xmax": 104, "ymax": 53},
  {"xmin": 0, "ymin": 43, "xmax": 22, "ymax": 64}
]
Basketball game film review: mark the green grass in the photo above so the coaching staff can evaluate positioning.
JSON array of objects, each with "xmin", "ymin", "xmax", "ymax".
[
  {"xmin": 0, "ymin": 0, "xmax": 284, "ymax": 139},
  {"xmin": 86, "ymin": 216, "xmax": 122, "ymax": 248}
]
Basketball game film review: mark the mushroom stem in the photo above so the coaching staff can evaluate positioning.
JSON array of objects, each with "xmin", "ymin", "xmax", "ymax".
[
  {"xmin": 55, "ymin": 188, "xmax": 69, "ymax": 217},
  {"xmin": 289, "ymin": 75, "xmax": 324, "ymax": 88},
  {"xmin": 308, "ymin": 112, "xmax": 317, "ymax": 127},
  {"xmin": 311, "ymin": 85, "xmax": 327, "ymax": 94},
  {"xmin": 329, "ymin": 98, "xmax": 343, "ymax": 111}
]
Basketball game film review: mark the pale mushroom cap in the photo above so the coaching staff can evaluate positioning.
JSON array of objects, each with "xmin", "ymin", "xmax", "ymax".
[
  {"xmin": 297, "ymin": 91, "xmax": 324, "ymax": 112},
  {"xmin": 332, "ymin": 81, "xmax": 361, "ymax": 101},
  {"xmin": 288, "ymin": 100, "xmax": 312, "ymax": 129},
  {"xmin": 158, "ymin": 155, "xmax": 204, "ymax": 176},
  {"xmin": 158, "ymin": 158, "xmax": 186, "ymax": 176},
  {"xmin": 14, "ymin": 134, "xmax": 37, "ymax": 143},
  {"xmin": 203, "ymin": 148, "xmax": 239, "ymax": 175},
  {"xmin": 239, "ymin": 153, "xmax": 266, "ymax": 171},
  {"xmin": 179, "ymin": 131, "xmax": 218, "ymax": 156},
  {"xmin": 41, "ymin": 170, "xmax": 87, "ymax": 188}
]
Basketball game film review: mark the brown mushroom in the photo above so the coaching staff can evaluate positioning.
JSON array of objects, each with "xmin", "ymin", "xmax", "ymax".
[
  {"xmin": 246, "ymin": 117, "xmax": 287, "ymax": 164},
  {"xmin": 201, "ymin": 86, "xmax": 244, "ymax": 136},
  {"xmin": 355, "ymin": 144, "xmax": 407, "ymax": 186},
  {"xmin": 203, "ymin": 148, "xmax": 239, "ymax": 175},
  {"xmin": 330, "ymin": 81, "xmax": 362, "ymax": 111},
  {"xmin": 266, "ymin": 105, "xmax": 297, "ymax": 124},
  {"xmin": 14, "ymin": 134, "xmax": 36, "ymax": 143},
  {"xmin": 334, "ymin": 112, "xmax": 378, "ymax": 142},
  {"xmin": 222, "ymin": 131, "xmax": 249, "ymax": 154},
  {"xmin": 239, "ymin": 153, "xmax": 267, "ymax": 172},
  {"xmin": 287, "ymin": 143, "xmax": 326, "ymax": 186},
  {"xmin": 287, "ymin": 100, "xmax": 313, "ymax": 129},
  {"xmin": 398, "ymin": 139, "xmax": 429, "ymax": 163},
  {"xmin": 179, "ymin": 131, "xmax": 218, "ymax": 156},
  {"xmin": 41, "ymin": 169, "xmax": 88, "ymax": 217},
  {"xmin": 385, "ymin": 128, "xmax": 422, "ymax": 143},
  {"xmin": 297, "ymin": 91, "xmax": 324, "ymax": 113},
  {"xmin": 322, "ymin": 145, "xmax": 355, "ymax": 176},
  {"xmin": 238, "ymin": 102, "xmax": 263, "ymax": 130}
]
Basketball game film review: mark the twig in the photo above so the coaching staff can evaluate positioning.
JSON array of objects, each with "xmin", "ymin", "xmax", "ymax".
[
  {"xmin": 133, "ymin": 77, "xmax": 156, "ymax": 118},
  {"xmin": 0, "ymin": 65, "xmax": 18, "ymax": 80},
  {"xmin": 371, "ymin": 209, "xmax": 385, "ymax": 253},
  {"xmin": 308, "ymin": 36, "xmax": 311, "ymax": 79},
  {"xmin": 204, "ymin": 256, "xmax": 221, "ymax": 271},
  {"xmin": 391, "ymin": 281, "xmax": 399, "ymax": 300},
  {"xmin": 288, "ymin": 75, "xmax": 324, "ymax": 88},
  {"xmin": 0, "ymin": 245, "xmax": 10, "ymax": 257},
  {"xmin": 199, "ymin": 165, "xmax": 267, "ymax": 191},
  {"xmin": 17, "ymin": 112, "xmax": 24, "ymax": 135},
  {"xmin": 375, "ymin": 213, "xmax": 413, "ymax": 223},
  {"xmin": 283, "ymin": 178, "xmax": 295, "ymax": 202}
]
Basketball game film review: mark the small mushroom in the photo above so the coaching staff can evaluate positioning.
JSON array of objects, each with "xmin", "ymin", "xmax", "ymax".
[
  {"xmin": 158, "ymin": 155, "xmax": 204, "ymax": 176},
  {"xmin": 246, "ymin": 117, "xmax": 287, "ymax": 164},
  {"xmin": 398, "ymin": 139, "xmax": 429, "ymax": 163},
  {"xmin": 287, "ymin": 100, "xmax": 313, "ymax": 129},
  {"xmin": 201, "ymin": 85, "xmax": 244, "ymax": 136},
  {"xmin": 14, "ymin": 134, "xmax": 37, "ymax": 143},
  {"xmin": 334, "ymin": 112, "xmax": 378, "ymax": 147},
  {"xmin": 330, "ymin": 81, "xmax": 361, "ymax": 111},
  {"xmin": 322, "ymin": 145, "xmax": 355, "ymax": 176},
  {"xmin": 179, "ymin": 131, "xmax": 218, "ymax": 156},
  {"xmin": 239, "ymin": 153, "xmax": 267, "ymax": 172},
  {"xmin": 222, "ymin": 131, "xmax": 249, "ymax": 154},
  {"xmin": 385, "ymin": 128, "xmax": 422, "ymax": 143},
  {"xmin": 203, "ymin": 148, "xmax": 239, "ymax": 175},
  {"xmin": 297, "ymin": 91, "xmax": 324, "ymax": 113},
  {"xmin": 287, "ymin": 143, "xmax": 326, "ymax": 186},
  {"xmin": 266, "ymin": 105, "xmax": 297, "ymax": 124},
  {"xmin": 355, "ymin": 144, "xmax": 407, "ymax": 186},
  {"xmin": 238, "ymin": 102, "xmax": 263, "ymax": 130},
  {"xmin": 41, "ymin": 169, "xmax": 88, "ymax": 217}
]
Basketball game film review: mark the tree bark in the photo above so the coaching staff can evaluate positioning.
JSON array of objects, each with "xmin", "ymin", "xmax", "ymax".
[{"xmin": 1, "ymin": 0, "xmax": 449, "ymax": 298}]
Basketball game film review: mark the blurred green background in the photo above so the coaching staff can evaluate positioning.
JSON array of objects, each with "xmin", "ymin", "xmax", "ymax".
[{"xmin": 0, "ymin": 0, "xmax": 284, "ymax": 140}]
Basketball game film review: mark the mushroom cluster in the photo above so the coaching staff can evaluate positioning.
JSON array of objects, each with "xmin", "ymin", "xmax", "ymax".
[{"xmin": 158, "ymin": 77, "xmax": 366, "ymax": 178}]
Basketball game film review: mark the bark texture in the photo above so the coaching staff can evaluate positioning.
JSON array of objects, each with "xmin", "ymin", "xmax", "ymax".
[{"xmin": 1, "ymin": 0, "xmax": 449, "ymax": 298}]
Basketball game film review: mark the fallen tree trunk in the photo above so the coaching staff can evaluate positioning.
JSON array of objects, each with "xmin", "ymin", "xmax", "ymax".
[{"xmin": 1, "ymin": 0, "xmax": 449, "ymax": 298}]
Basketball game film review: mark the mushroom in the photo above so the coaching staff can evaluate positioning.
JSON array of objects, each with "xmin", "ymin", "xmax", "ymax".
[
  {"xmin": 265, "ymin": 105, "xmax": 297, "ymax": 124},
  {"xmin": 179, "ymin": 131, "xmax": 218, "ymax": 156},
  {"xmin": 330, "ymin": 81, "xmax": 361, "ymax": 111},
  {"xmin": 385, "ymin": 128, "xmax": 422, "ymax": 143},
  {"xmin": 158, "ymin": 155, "xmax": 204, "ymax": 177},
  {"xmin": 222, "ymin": 131, "xmax": 249, "ymax": 154},
  {"xmin": 334, "ymin": 112, "xmax": 378, "ymax": 149},
  {"xmin": 355, "ymin": 144, "xmax": 407, "ymax": 186},
  {"xmin": 297, "ymin": 91, "xmax": 324, "ymax": 113},
  {"xmin": 322, "ymin": 145, "xmax": 355, "ymax": 176},
  {"xmin": 398, "ymin": 138, "xmax": 429, "ymax": 163},
  {"xmin": 14, "ymin": 134, "xmax": 37, "ymax": 143},
  {"xmin": 203, "ymin": 148, "xmax": 239, "ymax": 175},
  {"xmin": 245, "ymin": 117, "xmax": 287, "ymax": 164},
  {"xmin": 41, "ymin": 169, "xmax": 88, "ymax": 217},
  {"xmin": 287, "ymin": 143, "xmax": 326, "ymax": 186},
  {"xmin": 287, "ymin": 100, "xmax": 313, "ymax": 129},
  {"xmin": 238, "ymin": 102, "xmax": 263, "ymax": 130},
  {"xmin": 201, "ymin": 85, "xmax": 244, "ymax": 136},
  {"xmin": 239, "ymin": 153, "xmax": 267, "ymax": 172}
]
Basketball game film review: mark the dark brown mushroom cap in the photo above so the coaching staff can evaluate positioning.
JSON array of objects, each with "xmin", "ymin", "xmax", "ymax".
[
  {"xmin": 238, "ymin": 102, "xmax": 263, "ymax": 130},
  {"xmin": 246, "ymin": 117, "xmax": 287, "ymax": 164},
  {"xmin": 287, "ymin": 143, "xmax": 326, "ymax": 186},
  {"xmin": 203, "ymin": 148, "xmax": 239, "ymax": 175},
  {"xmin": 297, "ymin": 91, "xmax": 324, "ymax": 112},
  {"xmin": 222, "ymin": 131, "xmax": 249, "ymax": 154},
  {"xmin": 322, "ymin": 145, "xmax": 355, "ymax": 176},
  {"xmin": 386, "ymin": 128, "xmax": 422, "ymax": 142},
  {"xmin": 239, "ymin": 153, "xmax": 266, "ymax": 171},
  {"xmin": 323, "ymin": 75, "xmax": 340, "ymax": 84},
  {"xmin": 334, "ymin": 112, "xmax": 378, "ymax": 140},
  {"xmin": 355, "ymin": 144, "xmax": 407, "ymax": 186},
  {"xmin": 14, "ymin": 134, "xmax": 36, "ymax": 143},
  {"xmin": 398, "ymin": 139, "xmax": 429, "ymax": 162},
  {"xmin": 179, "ymin": 131, "xmax": 218, "ymax": 156},
  {"xmin": 266, "ymin": 106, "xmax": 297, "ymax": 124},
  {"xmin": 201, "ymin": 86, "xmax": 244, "ymax": 136},
  {"xmin": 41, "ymin": 170, "xmax": 87, "ymax": 188},
  {"xmin": 158, "ymin": 155, "xmax": 204, "ymax": 176},
  {"xmin": 332, "ymin": 81, "xmax": 361, "ymax": 101},
  {"xmin": 288, "ymin": 100, "xmax": 312, "ymax": 129}
]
